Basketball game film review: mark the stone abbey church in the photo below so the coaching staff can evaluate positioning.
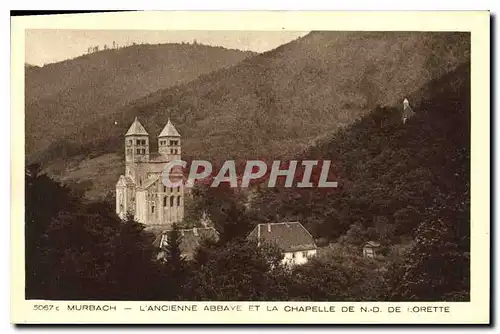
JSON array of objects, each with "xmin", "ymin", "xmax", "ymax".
[{"xmin": 116, "ymin": 117, "xmax": 184, "ymax": 226}]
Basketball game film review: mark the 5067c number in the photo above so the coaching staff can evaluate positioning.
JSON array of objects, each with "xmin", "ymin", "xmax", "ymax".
[{"xmin": 33, "ymin": 305, "xmax": 59, "ymax": 311}]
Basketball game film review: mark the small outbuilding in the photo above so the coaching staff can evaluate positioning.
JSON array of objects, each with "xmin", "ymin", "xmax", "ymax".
[{"xmin": 362, "ymin": 241, "xmax": 381, "ymax": 258}]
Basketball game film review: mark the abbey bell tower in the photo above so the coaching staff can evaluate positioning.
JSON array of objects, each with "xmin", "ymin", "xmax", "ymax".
[
  {"xmin": 158, "ymin": 119, "xmax": 181, "ymax": 161},
  {"xmin": 125, "ymin": 117, "xmax": 150, "ymax": 163}
]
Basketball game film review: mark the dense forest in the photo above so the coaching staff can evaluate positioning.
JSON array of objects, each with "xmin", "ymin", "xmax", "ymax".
[{"xmin": 26, "ymin": 62, "xmax": 470, "ymax": 301}]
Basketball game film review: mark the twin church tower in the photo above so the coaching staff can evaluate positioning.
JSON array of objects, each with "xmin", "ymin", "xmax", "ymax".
[{"xmin": 116, "ymin": 117, "xmax": 184, "ymax": 226}]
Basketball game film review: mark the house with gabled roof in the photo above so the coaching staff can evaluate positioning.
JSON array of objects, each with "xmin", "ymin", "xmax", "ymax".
[
  {"xmin": 247, "ymin": 222, "xmax": 317, "ymax": 266},
  {"xmin": 153, "ymin": 227, "xmax": 219, "ymax": 261}
]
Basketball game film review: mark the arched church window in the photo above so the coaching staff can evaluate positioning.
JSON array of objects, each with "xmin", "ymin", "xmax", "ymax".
[
  {"xmin": 163, "ymin": 196, "xmax": 167, "ymax": 207},
  {"xmin": 177, "ymin": 196, "xmax": 181, "ymax": 206},
  {"xmin": 170, "ymin": 196, "xmax": 174, "ymax": 207},
  {"xmin": 141, "ymin": 149, "xmax": 146, "ymax": 154}
]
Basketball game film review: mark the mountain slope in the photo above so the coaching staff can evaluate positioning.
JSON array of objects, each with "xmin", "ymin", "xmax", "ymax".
[
  {"xmin": 249, "ymin": 62, "xmax": 470, "ymax": 243},
  {"xmin": 26, "ymin": 43, "xmax": 255, "ymax": 157},
  {"xmin": 39, "ymin": 32, "xmax": 470, "ymax": 199},
  {"xmin": 246, "ymin": 62, "xmax": 471, "ymax": 301}
]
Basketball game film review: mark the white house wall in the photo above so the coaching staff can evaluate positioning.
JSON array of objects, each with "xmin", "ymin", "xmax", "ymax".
[{"xmin": 282, "ymin": 249, "xmax": 317, "ymax": 266}]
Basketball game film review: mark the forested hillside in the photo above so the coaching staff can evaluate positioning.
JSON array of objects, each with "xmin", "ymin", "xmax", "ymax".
[
  {"xmin": 248, "ymin": 62, "xmax": 470, "ymax": 242},
  {"xmin": 182, "ymin": 61, "xmax": 471, "ymax": 300},
  {"xmin": 26, "ymin": 43, "xmax": 255, "ymax": 158},
  {"xmin": 36, "ymin": 32, "xmax": 470, "ymax": 200},
  {"xmin": 243, "ymin": 62, "xmax": 471, "ymax": 300}
]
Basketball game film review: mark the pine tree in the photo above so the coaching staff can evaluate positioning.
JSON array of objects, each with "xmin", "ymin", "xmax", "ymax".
[
  {"xmin": 391, "ymin": 218, "xmax": 469, "ymax": 301},
  {"xmin": 162, "ymin": 223, "xmax": 188, "ymax": 299},
  {"xmin": 164, "ymin": 223, "xmax": 184, "ymax": 267},
  {"xmin": 107, "ymin": 212, "xmax": 159, "ymax": 300}
]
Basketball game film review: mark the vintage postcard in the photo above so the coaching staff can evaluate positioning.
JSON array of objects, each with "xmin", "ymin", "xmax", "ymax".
[{"xmin": 11, "ymin": 11, "xmax": 490, "ymax": 324}]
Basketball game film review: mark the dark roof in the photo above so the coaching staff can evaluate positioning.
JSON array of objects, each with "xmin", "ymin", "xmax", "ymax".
[
  {"xmin": 138, "ymin": 176, "xmax": 159, "ymax": 190},
  {"xmin": 247, "ymin": 222, "xmax": 317, "ymax": 252},
  {"xmin": 363, "ymin": 241, "xmax": 381, "ymax": 248},
  {"xmin": 153, "ymin": 227, "xmax": 219, "ymax": 259}
]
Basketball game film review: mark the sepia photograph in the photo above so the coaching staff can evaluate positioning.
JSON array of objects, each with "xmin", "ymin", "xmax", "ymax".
[{"xmin": 11, "ymin": 11, "xmax": 490, "ymax": 324}]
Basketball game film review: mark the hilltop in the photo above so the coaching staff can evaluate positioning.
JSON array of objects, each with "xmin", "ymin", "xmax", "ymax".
[
  {"xmin": 37, "ymin": 31, "xmax": 470, "ymax": 199},
  {"xmin": 26, "ymin": 43, "xmax": 255, "ymax": 157}
]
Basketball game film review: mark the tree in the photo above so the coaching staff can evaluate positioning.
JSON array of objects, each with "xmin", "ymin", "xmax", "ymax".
[
  {"xmin": 185, "ymin": 239, "xmax": 286, "ymax": 300},
  {"xmin": 107, "ymin": 213, "xmax": 159, "ymax": 300},
  {"xmin": 160, "ymin": 223, "xmax": 189, "ymax": 300},
  {"xmin": 25, "ymin": 167, "xmax": 161, "ymax": 300},
  {"xmin": 25, "ymin": 164, "xmax": 78, "ymax": 298},
  {"xmin": 184, "ymin": 183, "xmax": 252, "ymax": 243},
  {"xmin": 288, "ymin": 252, "xmax": 389, "ymax": 301},
  {"xmin": 164, "ymin": 223, "xmax": 185, "ymax": 267},
  {"xmin": 338, "ymin": 222, "xmax": 367, "ymax": 246},
  {"xmin": 390, "ymin": 218, "xmax": 469, "ymax": 301}
]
